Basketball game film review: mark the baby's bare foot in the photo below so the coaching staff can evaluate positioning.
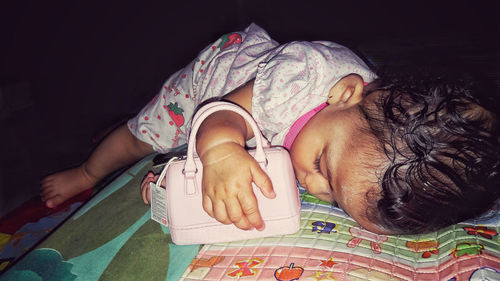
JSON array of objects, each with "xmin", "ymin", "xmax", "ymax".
[{"xmin": 41, "ymin": 165, "xmax": 98, "ymax": 208}]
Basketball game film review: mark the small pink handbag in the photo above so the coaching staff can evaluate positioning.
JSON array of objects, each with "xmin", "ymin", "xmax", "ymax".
[{"xmin": 152, "ymin": 101, "xmax": 301, "ymax": 245}]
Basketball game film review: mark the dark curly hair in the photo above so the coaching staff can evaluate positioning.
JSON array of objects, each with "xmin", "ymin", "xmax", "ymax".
[{"xmin": 360, "ymin": 62, "xmax": 500, "ymax": 234}]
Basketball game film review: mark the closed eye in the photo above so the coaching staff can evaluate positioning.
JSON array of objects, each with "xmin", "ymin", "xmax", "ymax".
[{"xmin": 314, "ymin": 157, "xmax": 322, "ymax": 173}]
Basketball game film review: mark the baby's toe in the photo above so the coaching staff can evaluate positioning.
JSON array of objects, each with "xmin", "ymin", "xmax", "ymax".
[
  {"xmin": 40, "ymin": 186, "xmax": 55, "ymax": 198},
  {"xmin": 46, "ymin": 195, "xmax": 64, "ymax": 208}
]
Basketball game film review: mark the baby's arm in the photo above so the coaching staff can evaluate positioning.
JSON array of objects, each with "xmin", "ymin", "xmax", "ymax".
[
  {"xmin": 41, "ymin": 124, "xmax": 154, "ymax": 207},
  {"xmin": 195, "ymin": 81, "xmax": 276, "ymax": 231}
]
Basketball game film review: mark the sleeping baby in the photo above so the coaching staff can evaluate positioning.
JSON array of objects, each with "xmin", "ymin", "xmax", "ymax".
[{"xmin": 42, "ymin": 23, "xmax": 500, "ymax": 234}]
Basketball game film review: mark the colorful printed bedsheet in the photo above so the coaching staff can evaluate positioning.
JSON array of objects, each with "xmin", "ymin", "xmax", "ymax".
[
  {"xmin": 1, "ymin": 34, "xmax": 498, "ymax": 281},
  {"xmin": 1, "ymin": 152, "xmax": 499, "ymax": 281},
  {"xmin": 0, "ymin": 154, "xmax": 202, "ymax": 281},
  {"xmin": 181, "ymin": 195, "xmax": 500, "ymax": 281}
]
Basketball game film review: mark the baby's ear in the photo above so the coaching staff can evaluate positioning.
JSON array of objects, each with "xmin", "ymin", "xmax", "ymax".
[{"xmin": 327, "ymin": 74, "xmax": 364, "ymax": 107}]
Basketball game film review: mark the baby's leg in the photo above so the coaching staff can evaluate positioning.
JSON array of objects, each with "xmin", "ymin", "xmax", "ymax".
[
  {"xmin": 40, "ymin": 124, "xmax": 154, "ymax": 208},
  {"xmin": 41, "ymin": 164, "xmax": 97, "ymax": 208}
]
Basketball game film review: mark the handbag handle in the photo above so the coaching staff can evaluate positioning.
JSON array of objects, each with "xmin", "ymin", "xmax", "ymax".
[
  {"xmin": 182, "ymin": 101, "xmax": 271, "ymax": 195},
  {"xmin": 186, "ymin": 101, "xmax": 270, "ymax": 171}
]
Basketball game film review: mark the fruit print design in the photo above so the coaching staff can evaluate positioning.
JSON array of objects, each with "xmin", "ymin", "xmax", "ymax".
[
  {"xmin": 274, "ymin": 263, "xmax": 304, "ymax": 281},
  {"xmin": 166, "ymin": 102, "xmax": 185, "ymax": 127},
  {"xmin": 218, "ymin": 33, "xmax": 242, "ymax": 50}
]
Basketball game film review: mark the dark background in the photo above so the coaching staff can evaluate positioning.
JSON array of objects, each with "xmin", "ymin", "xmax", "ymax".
[{"xmin": 0, "ymin": 0, "xmax": 498, "ymax": 216}]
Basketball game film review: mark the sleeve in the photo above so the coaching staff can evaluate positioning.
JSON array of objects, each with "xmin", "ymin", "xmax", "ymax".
[
  {"xmin": 127, "ymin": 23, "xmax": 279, "ymax": 153},
  {"xmin": 252, "ymin": 41, "xmax": 377, "ymax": 144},
  {"xmin": 127, "ymin": 68, "xmax": 194, "ymax": 153}
]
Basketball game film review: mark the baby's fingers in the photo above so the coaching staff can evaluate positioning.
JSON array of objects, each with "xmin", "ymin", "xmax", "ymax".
[
  {"xmin": 226, "ymin": 197, "xmax": 252, "ymax": 230},
  {"xmin": 141, "ymin": 182, "xmax": 151, "ymax": 204},
  {"xmin": 251, "ymin": 164, "xmax": 275, "ymax": 199},
  {"xmin": 203, "ymin": 194, "xmax": 215, "ymax": 218},
  {"xmin": 140, "ymin": 172, "xmax": 159, "ymax": 205},
  {"xmin": 213, "ymin": 200, "xmax": 232, "ymax": 225},
  {"xmin": 238, "ymin": 191, "xmax": 265, "ymax": 231}
]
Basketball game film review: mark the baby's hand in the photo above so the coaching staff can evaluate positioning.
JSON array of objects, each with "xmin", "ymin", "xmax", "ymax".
[
  {"xmin": 140, "ymin": 171, "xmax": 160, "ymax": 204},
  {"xmin": 200, "ymin": 142, "xmax": 275, "ymax": 231}
]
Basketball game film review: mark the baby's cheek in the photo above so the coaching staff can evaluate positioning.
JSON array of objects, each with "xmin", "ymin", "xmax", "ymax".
[
  {"xmin": 310, "ymin": 175, "xmax": 331, "ymax": 192},
  {"xmin": 312, "ymin": 192, "xmax": 335, "ymax": 203},
  {"xmin": 305, "ymin": 178, "xmax": 335, "ymax": 202}
]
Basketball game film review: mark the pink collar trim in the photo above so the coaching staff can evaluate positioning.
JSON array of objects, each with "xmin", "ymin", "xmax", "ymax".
[{"xmin": 283, "ymin": 103, "xmax": 327, "ymax": 150}]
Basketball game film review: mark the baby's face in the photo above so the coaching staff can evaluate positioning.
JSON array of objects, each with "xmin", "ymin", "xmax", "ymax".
[{"xmin": 290, "ymin": 91, "xmax": 389, "ymax": 234}]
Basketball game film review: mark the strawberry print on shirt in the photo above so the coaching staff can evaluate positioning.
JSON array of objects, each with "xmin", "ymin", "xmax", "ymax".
[
  {"xmin": 166, "ymin": 102, "xmax": 185, "ymax": 127},
  {"xmin": 127, "ymin": 23, "xmax": 279, "ymax": 153}
]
